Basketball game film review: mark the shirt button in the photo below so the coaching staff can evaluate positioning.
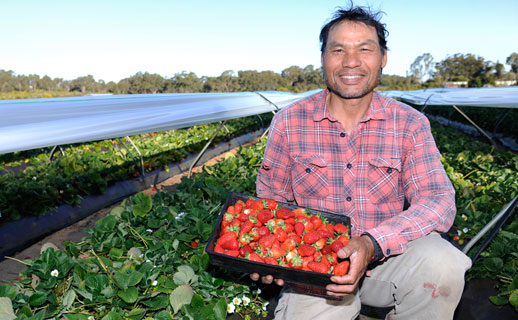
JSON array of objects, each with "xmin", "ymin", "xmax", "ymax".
[
  {"xmin": 386, "ymin": 168, "xmax": 392, "ymax": 173},
  {"xmin": 346, "ymin": 163, "xmax": 352, "ymax": 169},
  {"xmin": 386, "ymin": 249, "xmax": 391, "ymax": 255},
  {"xmin": 340, "ymin": 132, "xmax": 346, "ymax": 137},
  {"xmin": 346, "ymin": 196, "xmax": 352, "ymax": 202},
  {"xmin": 306, "ymin": 168, "xmax": 311, "ymax": 173}
]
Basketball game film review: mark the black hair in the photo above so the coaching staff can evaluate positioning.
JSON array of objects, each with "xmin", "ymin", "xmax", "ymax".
[{"xmin": 319, "ymin": 5, "xmax": 388, "ymax": 55}]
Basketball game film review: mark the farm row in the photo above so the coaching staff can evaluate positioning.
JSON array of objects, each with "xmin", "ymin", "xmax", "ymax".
[{"xmin": 1, "ymin": 117, "xmax": 517, "ymax": 319}]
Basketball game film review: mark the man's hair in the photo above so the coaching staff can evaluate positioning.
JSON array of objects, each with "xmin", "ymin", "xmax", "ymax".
[{"xmin": 319, "ymin": 5, "xmax": 388, "ymax": 55}]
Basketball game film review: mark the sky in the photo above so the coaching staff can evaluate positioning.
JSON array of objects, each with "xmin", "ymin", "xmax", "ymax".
[{"xmin": 1, "ymin": 0, "xmax": 517, "ymax": 83}]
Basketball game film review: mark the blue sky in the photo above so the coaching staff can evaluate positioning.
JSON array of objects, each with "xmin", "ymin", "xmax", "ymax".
[{"xmin": 1, "ymin": 0, "xmax": 517, "ymax": 83}]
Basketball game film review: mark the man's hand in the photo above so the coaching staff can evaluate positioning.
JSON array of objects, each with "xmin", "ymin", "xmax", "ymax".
[
  {"xmin": 250, "ymin": 273, "xmax": 284, "ymax": 286},
  {"xmin": 325, "ymin": 235, "xmax": 374, "ymax": 296}
]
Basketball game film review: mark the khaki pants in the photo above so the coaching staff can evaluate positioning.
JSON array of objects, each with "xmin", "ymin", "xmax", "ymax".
[{"xmin": 273, "ymin": 233, "xmax": 472, "ymax": 320}]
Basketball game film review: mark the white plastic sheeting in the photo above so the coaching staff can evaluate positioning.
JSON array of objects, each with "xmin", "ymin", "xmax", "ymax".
[
  {"xmin": 0, "ymin": 90, "xmax": 321, "ymax": 154},
  {"xmin": 380, "ymin": 87, "xmax": 518, "ymax": 108}
]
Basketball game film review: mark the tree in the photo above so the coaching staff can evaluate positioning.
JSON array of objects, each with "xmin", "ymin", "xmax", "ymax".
[
  {"xmin": 494, "ymin": 61, "xmax": 505, "ymax": 79},
  {"xmin": 409, "ymin": 53, "xmax": 434, "ymax": 83},
  {"xmin": 435, "ymin": 53, "xmax": 491, "ymax": 81},
  {"xmin": 506, "ymin": 52, "xmax": 518, "ymax": 81}
]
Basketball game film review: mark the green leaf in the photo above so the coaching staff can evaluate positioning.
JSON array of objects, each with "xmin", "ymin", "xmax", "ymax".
[
  {"xmin": 109, "ymin": 247, "xmax": 124, "ymax": 260},
  {"xmin": 0, "ymin": 285, "xmax": 16, "ymax": 300},
  {"xmin": 117, "ymin": 287, "xmax": 139, "ymax": 303},
  {"xmin": 169, "ymin": 284, "xmax": 193, "ymax": 314},
  {"xmin": 29, "ymin": 309, "xmax": 46, "ymax": 320},
  {"xmin": 102, "ymin": 311, "xmax": 124, "ymax": 320},
  {"xmin": 126, "ymin": 308, "xmax": 146, "ymax": 320},
  {"xmin": 0, "ymin": 297, "xmax": 16, "ymax": 320},
  {"xmin": 29, "ymin": 292, "xmax": 46, "ymax": 307},
  {"xmin": 62, "ymin": 290, "xmax": 76, "ymax": 309},
  {"xmin": 483, "ymin": 257, "xmax": 503, "ymax": 273},
  {"xmin": 133, "ymin": 193, "xmax": 152, "ymax": 217},
  {"xmin": 213, "ymin": 297, "xmax": 227, "ymax": 320},
  {"xmin": 110, "ymin": 206, "xmax": 125, "ymax": 218},
  {"xmin": 189, "ymin": 294, "xmax": 204, "ymax": 309},
  {"xmin": 141, "ymin": 294, "xmax": 169, "ymax": 310},
  {"xmin": 489, "ymin": 295, "xmax": 509, "ymax": 306},
  {"xmin": 510, "ymin": 290, "xmax": 518, "ymax": 307},
  {"xmin": 173, "ymin": 265, "xmax": 197, "ymax": 285},
  {"xmin": 64, "ymin": 314, "xmax": 89, "ymax": 320},
  {"xmin": 153, "ymin": 310, "xmax": 173, "ymax": 320}
]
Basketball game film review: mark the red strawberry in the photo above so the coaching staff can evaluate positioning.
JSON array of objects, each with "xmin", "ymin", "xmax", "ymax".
[
  {"xmin": 224, "ymin": 250, "xmax": 240, "ymax": 257},
  {"xmin": 308, "ymin": 261, "xmax": 329, "ymax": 274},
  {"xmin": 274, "ymin": 228, "xmax": 288, "ymax": 243},
  {"xmin": 239, "ymin": 233, "xmax": 252, "ymax": 246},
  {"xmin": 257, "ymin": 210, "xmax": 274, "ymax": 224},
  {"xmin": 239, "ymin": 244, "xmax": 254, "ymax": 257},
  {"xmin": 318, "ymin": 229, "xmax": 333, "ymax": 239},
  {"xmin": 258, "ymin": 234, "xmax": 276, "ymax": 249},
  {"xmin": 294, "ymin": 222, "xmax": 305, "ymax": 237},
  {"xmin": 288, "ymin": 233, "xmax": 301, "ymax": 244},
  {"xmin": 298, "ymin": 243, "xmax": 316, "ymax": 257},
  {"xmin": 333, "ymin": 261, "xmax": 350, "ymax": 276},
  {"xmin": 263, "ymin": 198, "xmax": 278, "ymax": 211},
  {"xmin": 276, "ymin": 207, "xmax": 294, "ymax": 219},
  {"xmin": 237, "ymin": 212, "xmax": 248, "ymax": 222},
  {"xmin": 313, "ymin": 238, "xmax": 326, "ymax": 250},
  {"xmin": 234, "ymin": 202, "xmax": 243, "ymax": 213},
  {"xmin": 245, "ymin": 199, "xmax": 255, "ymax": 208},
  {"xmin": 284, "ymin": 222, "xmax": 294, "ymax": 234},
  {"xmin": 217, "ymin": 231, "xmax": 237, "ymax": 246},
  {"xmin": 321, "ymin": 244, "xmax": 332, "ymax": 255},
  {"xmin": 338, "ymin": 234, "xmax": 350, "ymax": 246},
  {"xmin": 226, "ymin": 205, "xmax": 235, "ymax": 214},
  {"xmin": 302, "ymin": 231, "xmax": 320, "ymax": 245},
  {"xmin": 320, "ymin": 254, "xmax": 331, "ymax": 267},
  {"xmin": 310, "ymin": 215, "xmax": 323, "ymax": 229},
  {"xmin": 247, "ymin": 252, "xmax": 265, "ymax": 263},
  {"xmin": 214, "ymin": 244, "xmax": 225, "ymax": 253},
  {"xmin": 240, "ymin": 221, "xmax": 254, "ymax": 235},
  {"xmin": 331, "ymin": 240, "xmax": 344, "ymax": 253},
  {"xmin": 264, "ymin": 256, "xmax": 279, "ymax": 265},
  {"xmin": 334, "ymin": 223, "xmax": 349, "ymax": 234},
  {"xmin": 269, "ymin": 246, "xmax": 286, "ymax": 259},
  {"xmin": 221, "ymin": 239, "xmax": 239, "ymax": 251},
  {"xmin": 302, "ymin": 256, "xmax": 315, "ymax": 270},
  {"xmin": 256, "ymin": 226, "xmax": 270, "ymax": 237},
  {"xmin": 190, "ymin": 241, "xmax": 199, "ymax": 248},
  {"xmin": 293, "ymin": 208, "xmax": 311, "ymax": 220},
  {"xmin": 281, "ymin": 238, "xmax": 297, "ymax": 252},
  {"xmin": 248, "ymin": 199, "xmax": 264, "ymax": 210}
]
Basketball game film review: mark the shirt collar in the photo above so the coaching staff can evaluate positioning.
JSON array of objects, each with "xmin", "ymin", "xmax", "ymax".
[{"xmin": 312, "ymin": 90, "xmax": 390, "ymax": 122}]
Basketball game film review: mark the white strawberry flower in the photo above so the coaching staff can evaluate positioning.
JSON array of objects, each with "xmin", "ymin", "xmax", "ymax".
[
  {"xmin": 88, "ymin": 316, "xmax": 95, "ymax": 320},
  {"xmin": 242, "ymin": 296, "xmax": 250, "ymax": 306},
  {"xmin": 50, "ymin": 269, "xmax": 59, "ymax": 277},
  {"xmin": 152, "ymin": 280, "xmax": 158, "ymax": 286},
  {"xmin": 233, "ymin": 297, "xmax": 242, "ymax": 305},
  {"xmin": 263, "ymin": 301, "xmax": 269, "ymax": 311},
  {"xmin": 461, "ymin": 214, "xmax": 468, "ymax": 221},
  {"xmin": 227, "ymin": 303, "xmax": 235, "ymax": 314},
  {"xmin": 463, "ymin": 227, "xmax": 469, "ymax": 233}
]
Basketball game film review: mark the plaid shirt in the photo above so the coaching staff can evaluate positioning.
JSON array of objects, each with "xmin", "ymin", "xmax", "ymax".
[{"xmin": 256, "ymin": 90, "xmax": 456, "ymax": 258}]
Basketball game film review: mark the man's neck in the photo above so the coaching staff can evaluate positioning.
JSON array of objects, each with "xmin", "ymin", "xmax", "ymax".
[{"xmin": 326, "ymin": 91, "xmax": 373, "ymax": 133}]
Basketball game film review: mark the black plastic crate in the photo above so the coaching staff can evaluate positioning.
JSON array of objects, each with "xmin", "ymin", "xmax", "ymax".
[{"xmin": 205, "ymin": 192, "xmax": 351, "ymax": 300}]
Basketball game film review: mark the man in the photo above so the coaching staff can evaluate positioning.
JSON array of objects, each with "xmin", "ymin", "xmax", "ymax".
[{"xmin": 252, "ymin": 5, "xmax": 471, "ymax": 320}]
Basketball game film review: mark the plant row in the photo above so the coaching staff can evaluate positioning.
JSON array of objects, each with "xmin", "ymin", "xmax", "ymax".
[{"xmin": 0, "ymin": 113, "xmax": 272, "ymax": 222}]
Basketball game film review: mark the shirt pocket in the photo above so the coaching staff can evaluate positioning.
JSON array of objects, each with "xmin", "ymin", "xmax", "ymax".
[
  {"xmin": 292, "ymin": 154, "xmax": 329, "ymax": 199},
  {"xmin": 367, "ymin": 157, "xmax": 401, "ymax": 204}
]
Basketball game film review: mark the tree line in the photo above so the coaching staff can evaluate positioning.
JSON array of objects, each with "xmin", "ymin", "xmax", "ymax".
[{"xmin": 1, "ymin": 52, "xmax": 517, "ymax": 96}]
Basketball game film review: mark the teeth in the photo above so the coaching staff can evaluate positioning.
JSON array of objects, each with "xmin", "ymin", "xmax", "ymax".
[{"xmin": 341, "ymin": 75, "xmax": 361, "ymax": 79}]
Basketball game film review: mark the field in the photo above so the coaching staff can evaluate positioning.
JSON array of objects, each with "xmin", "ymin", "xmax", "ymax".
[{"xmin": 0, "ymin": 107, "xmax": 517, "ymax": 319}]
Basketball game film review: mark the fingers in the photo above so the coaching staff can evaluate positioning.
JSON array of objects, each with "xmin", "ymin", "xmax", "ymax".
[{"xmin": 250, "ymin": 273, "xmax": 284, "ymax": 286}]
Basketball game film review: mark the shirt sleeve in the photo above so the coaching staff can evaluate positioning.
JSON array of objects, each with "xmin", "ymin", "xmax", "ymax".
[
  {"xmin": 256, "ymin": 112, "xmax": 295, "ymax": 203},
  {"xmin": 365, "ymin": 115, "xmax": 456, "ymax": 258}
]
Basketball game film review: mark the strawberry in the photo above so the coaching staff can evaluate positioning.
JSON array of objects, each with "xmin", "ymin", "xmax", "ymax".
[
  {"xmin": 237, "ymin": 212, "xmax": 248, "ymax": 222},
  {"xmin": 217, "ymin": 231, "xmax": 237, "ymax": 246},
  {"xmin": 302, "ymin": 230, "xmax": 320, "ymax": 244},
  {"xmin": 226, "ymin": 205, "xmax": 235, "ymax": 214},
  {"xmin": 313, "ymin": 238, "xmax": 326, "ymax": 250},
  {"xmin": 248, "ymin": 199, "xmax": 264, "ymax": 210},
  {"xmin": 221, "ymin": 238, "xmax": 239, "ymax": 250},
  {"xmin": 240, "ymin": 221, "xmax": 254, "ymax": 235},
  {"xmin": 321, "ymin": 244, "xmax": 332, "ymax": 255},
  {"xmin": 239, "ymin": 244, "xmax": 254, "ymax": 257},
  {"xmin": 308, "ymin": 261, "xmax": 330, "ymax": 274},
  {"xmin": 331, "ymin": 240, "xmax": 344, "ymax": 253},
  {"xmin": 249, "ymin": 228, "xmax": 260, "ymax": 241},
  {"xmin": 269, "ymin": 245, "xmax": 286, "ymax": 259},
  {"xmin": 320, "ymin": 254, "xmax": 331, "ymax": 267},
  {"xmin": 274, "ymin": 228, "xmax": 288, "ymax": 242},
  {"xmin": 333, "ymin": 261, "xmax": 350, "ymax": 276},
  {"xmin": 281, "ymin": 238, "xmax": 297, "ymax": 252},
  {"xmin": 258, "ymin": 234, "xmax": 276, "ymax": 249},
  {"xmin": 256, "ymin": 226, "xmax": 270, "ymax": 237},
  {"xmin": 288, "ymin": 232, "xmax": 301, "ymax": 244},
  {"xmin": 234, "ymin": 201, "xmax": 244, "ymax": 213},
  {"xmin": 230, "ymin": 219, "xmax": 242, "ymax": 227},
  {"xmin": 239, "ymin": 233, "xmax": 252, "ymax": 246},
  {"xmin": 245, "ymin": 199, "xmax": 255, "ymax": 208},
  {"xmin": 310, "ymin": 215, "xmax": 323, "ymax": 229},
  {"xmin": 276, "ymin": 207, "xmax": 295, "ymax": 219},
  {"xmin": 318, "ymin": 229, "xmax": 333, "ymax": 239},
  {"xmin": 326, "ymin": 223, "xmax": 335, "ymax": 234},
  {"xmin": 294, "ymin": 222, "xmax": 305, "ymax": 237},
  {"xmin": 298, "ymin": 243, "xmax": 316, "ymax": 257},
  {"xmin": 284, "ymin": 222, "xmax": 294, "ymax": 234},
  {"xmin": 224, "ymin": 250, "xmax": 240, "ymax": 257},
  {"xmin": 246, "ymin": 252, "xmax": 265, "ymax": 263},
  {"xmin": 334, "ymin": 223, "xmax": 349, "ymax": 234},
  {"xmin": 190, "ymin": 241, "xmax": 199, "ymax": 248},
  {"xmin": 302, "ymin": 256, "xmax": 315, "ymax": 270},
  {"xmin": 214, "ymin": 244, "xmax": 225, "ymax": 253},
  {"xmin": 264, "ymin": 256, "xmax": 279, "ymax": 265},
  {"xmin": 257, "ymin": 210, "xmax": 274, "ymax": 224},
  {"xmin": 285, "ymin": 217, "xmax": 296, "ymax": 225},
  {"xmin": 338, "ymin": 234, "xmax": 350, "ymax": 246},
  {"xmin": 293, "ymin": 208, "xmax": 311, "ymax": 220},
  {"xmin": 263, "ymin": 198, "xmax": 278, "ymax": 211}
]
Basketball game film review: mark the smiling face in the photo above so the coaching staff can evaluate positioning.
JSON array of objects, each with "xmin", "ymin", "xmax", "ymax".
[{"xmin": 321, "ymin": 20, "xmax": 387, "ymax": 101}]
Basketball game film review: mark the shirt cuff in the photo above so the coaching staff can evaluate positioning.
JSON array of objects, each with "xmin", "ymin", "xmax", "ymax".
[{"xmin": 362, "ymin": 232, "xmax": 383, "ymax": 262}]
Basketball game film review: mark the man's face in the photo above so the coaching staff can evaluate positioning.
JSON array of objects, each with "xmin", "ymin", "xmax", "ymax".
[{"xmin": 321, "ymin": 21, "xmax": 387, "ymax": 100}]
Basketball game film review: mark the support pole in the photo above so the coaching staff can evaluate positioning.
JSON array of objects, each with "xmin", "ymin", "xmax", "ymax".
[
  {"xmin": 451, "ymin": 104, "xmax": 497, "ymax": 146},
  {"xmin": 188, "ymin": 121, "xmax": 226, "ymax": 179},
  {"xmin": 117, "ymin": 137, "xmax": 145, "ymax": 183},
  {"xmin": 48, "ymin": 145, "xmax": 65, "ymax": 161}
]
